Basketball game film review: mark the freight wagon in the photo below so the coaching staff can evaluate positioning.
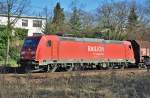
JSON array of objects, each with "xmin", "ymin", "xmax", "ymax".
[
  {"xmin": 18, "ymin": 35, "xmax": 136, "ymax": 72},
  {"xmin": 136, "ymin": 41, "xmax": 150, "ymax": 57},
  {"xmin": 136, "ymin": 41, "xmax": 150, "ymax": 67}
]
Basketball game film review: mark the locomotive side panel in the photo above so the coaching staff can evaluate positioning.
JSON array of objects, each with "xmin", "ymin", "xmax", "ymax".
[
  {"xmin": 58, "ymin": 41, "xmax": 105, "ymax": 62},
  {"xmin": 104, "ymin": 44, "xmax": 126, "ymax": 62},
  {"xmin": 103, "ymin": 41, "xmax": 135, "ymax": 63},
  {"xmin": 58, "ymin": 40, "xmax": 135, "ymax": 63}
]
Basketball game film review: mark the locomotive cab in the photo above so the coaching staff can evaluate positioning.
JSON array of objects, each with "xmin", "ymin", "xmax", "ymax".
[
  {"xmin": 21, "ymin": 37, "xmax": 41, "ymax": 60},
  {"xmin": 128, "ymin": 40, "xmax": 140, "ymax": 65},
  {"xmin": 18, "ymin": 35, "xmax": 59, "ymax": 72},
  {"xmin": 18, "ymin": 36, "xmax": 42, "ymax": 72},
  {"xmin": 124, "ymin": 41, "xmax": 136, "ymax": 67}
]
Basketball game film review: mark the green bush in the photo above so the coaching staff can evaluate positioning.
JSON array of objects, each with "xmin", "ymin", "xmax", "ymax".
[
  {"xmin": 9, "ymin": 46, "xmax": 20, "ymax": 60},
  {"xmin": 14, "ymin": 28, "xmax": 28, "ymax": 40},
  {"xmin": 9, "ymin": 39, "xmax": 23, "ymax": 61},
  {"xmin": 0, "ymin": 25, "xmax": 6, "ymax": 31},
  {"xmin": 0, "ymin": 28, "xmax": 7, "ymax": 61},
  {"xmin": 0, "ymin": 49, "xmax": 6, "ymax": 61}
]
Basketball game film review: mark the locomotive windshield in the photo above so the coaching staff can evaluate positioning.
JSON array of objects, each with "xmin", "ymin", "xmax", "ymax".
[{"xmin": 23, "ymin": 37, "xmax": 40, "ymax": 47}]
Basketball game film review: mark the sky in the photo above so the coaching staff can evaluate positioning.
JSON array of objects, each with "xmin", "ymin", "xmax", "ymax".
[
  {"xmin": 29, "ymin": 0, "xmax": 101, "ymax": 15},
  {"xmin": 30, "ymin": 0, "xmax": 100, "ymax": 10},
  {"xmin": 29, "ymin": 0, "xmax": 144, "ymax": 16}
]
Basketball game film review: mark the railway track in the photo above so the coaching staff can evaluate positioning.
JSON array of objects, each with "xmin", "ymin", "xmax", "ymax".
[{"xmin": 0, "ymin": 68, "xmax": 149, "ymax": 81}]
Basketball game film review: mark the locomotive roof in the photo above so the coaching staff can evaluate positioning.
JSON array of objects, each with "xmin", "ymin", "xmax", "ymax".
[{"xmin": 60, "ymin": 36, "xmax": 123, "ymax": 44}]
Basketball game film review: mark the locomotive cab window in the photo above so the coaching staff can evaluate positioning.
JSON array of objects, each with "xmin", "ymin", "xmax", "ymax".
[
  {"xmin": 129, "ymin": 45, "xmax": 132, "ymax": 49},
  {"xmin": 47, "ymin": 40, "xmax": 51, "ymax": 47},
  {"xmin": 23, "ymin": 38, "xmax": 40, "ymax": 47}
]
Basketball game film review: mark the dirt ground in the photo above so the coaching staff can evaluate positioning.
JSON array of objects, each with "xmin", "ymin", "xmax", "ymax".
[{"xmin": 0, "ymin": 69, "xmax": 150, "ymax": 98}]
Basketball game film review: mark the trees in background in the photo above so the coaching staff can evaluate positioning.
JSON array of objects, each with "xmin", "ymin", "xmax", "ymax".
[
  {"xmin": 96, "ymin": 0, "xmax": 129, "ymax": 40},
  {"xmin": 135, "ymin": 0, "xmax": 150, "ymax": 41},
  {"xmin": 127, "ymin": 1, "xmax": 138, "ymax": 40},
  {"xmin": 44, "ymin": 2, "xmax": 65, "ymax": 34},
  {"xmin": 52, "ymin": 2, "xmax": 65, "ymax": 32},
  {"xmin": 43, "ymin": 0, "xmax": 150, "ymax": 41},
  {"xmin": 69, "ymin": 6, "xmax": 82, "ymax": 34}
]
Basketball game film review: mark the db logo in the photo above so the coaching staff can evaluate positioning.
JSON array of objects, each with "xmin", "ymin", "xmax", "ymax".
[{"xmin": 88, "ymin": 46, "xmax": 104, "ymax": 52}]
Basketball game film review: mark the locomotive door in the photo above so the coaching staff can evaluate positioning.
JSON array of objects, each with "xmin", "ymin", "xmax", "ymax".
[
  {"xmin": 51, "ymin": 40, "xmax": 58, "ymax": 61},
  {"xmin": 46, "ymin": 40, "xmax": 52, "ymax": 60}
]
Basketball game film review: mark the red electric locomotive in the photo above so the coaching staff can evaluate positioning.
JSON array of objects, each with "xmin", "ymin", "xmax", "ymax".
[{"xmin": 18, "ymin": 35, "xmax": 136, "ymax": 72}]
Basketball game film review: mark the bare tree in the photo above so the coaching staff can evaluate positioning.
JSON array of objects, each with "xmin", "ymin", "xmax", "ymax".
[
  {"xmin": 97, "ymin": 0, "xmax": 114, "ymax": 30},
  {"xmin": 42, "ymin": 6, "xmax": 52, "ymax": 34},
  {"xmin": 113, "ymin": 1, "xmax": 129, "ymax": 33},
  {"xmin": 79, "ymin": 9, "xmax": 94, "ymax": 32},
  {"xmin": 2, "ymin": 0, "xmax": 30, "ymax": 66},
  {"xmin": 136, "ymin": 0, "xmax": 150, "ymax": 41},
  {"xmin": 96, "ymin": 0, "xmax": 129, "ymax": 40}
]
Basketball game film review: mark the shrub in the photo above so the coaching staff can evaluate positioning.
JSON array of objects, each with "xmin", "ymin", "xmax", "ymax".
[{"xmin": 14, "ymin": 28, "xmax": 28, "ymax": 40}]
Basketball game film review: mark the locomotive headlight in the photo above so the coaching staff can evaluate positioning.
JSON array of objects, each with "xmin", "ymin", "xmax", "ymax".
[
  {"xmin": 21, "ymin": 51, "xmax": 25, "ymax": 55},
  {"xmin": 31, "ymin": 51, "xmax": 35, "ymax": 59},
  {"xmin": 32, "ymin": 56, "xmax": 35, "ymax": 59},
  {"xmin": 21, "ymin": 56, "xmax": 24, "ymax": 59},
  {"xmin": 27, "ymin": 51, "xmax": 35, "ymax": 59},
  {"xmin": 31, "ymin": 51, "xmax": 35, "ymax": 55}
]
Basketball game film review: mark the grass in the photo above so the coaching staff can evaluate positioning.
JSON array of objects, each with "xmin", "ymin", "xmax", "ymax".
[{"xmin": 0, "ymin": 71, "xmax": 150, "ymax": 98}]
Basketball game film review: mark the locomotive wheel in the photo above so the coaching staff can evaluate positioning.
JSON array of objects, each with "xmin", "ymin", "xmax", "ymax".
[
  {"xmin": 96, "ymin": 65, "xmax": 101, "ymax": 70},
  {"xmin": 24, "ymin": 65, "xmax": 42, "ymax": 73},
  {"xmin": 18, "ymin": 65, "xmax": 31, "ymax": 73},
  {"xmin": 102, "ymin": 63, "xmax": 108, "ymax": 70},
  {"xmin": 138, "ymin": 63, "xmax": 147, "ymax": 69},
  {"xmin": 24, "ymin": 65, "xmax": 32, "ymax": 73},
  {"xmin": 43, "ymin": 65, "xmax": 52, "ymax": 72}
]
